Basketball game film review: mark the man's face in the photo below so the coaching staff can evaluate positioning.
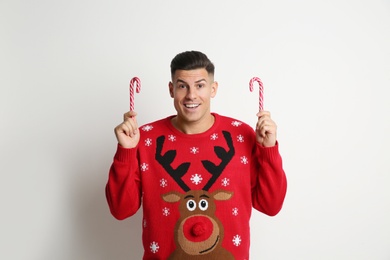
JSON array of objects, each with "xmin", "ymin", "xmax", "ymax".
[{"xmin": 169, "ymin": 68, "xmax": 218, "ymax": 129}]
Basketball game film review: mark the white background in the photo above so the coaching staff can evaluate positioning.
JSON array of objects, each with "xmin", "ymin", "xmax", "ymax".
[{"xmin": 1, "ymin": 0, "xmax": 389, "ymax": 259}]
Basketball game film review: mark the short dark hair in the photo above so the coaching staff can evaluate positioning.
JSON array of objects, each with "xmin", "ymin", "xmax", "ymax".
[{"xmin": 170, "ymin": 51, "xmax": 215, "ymax": 78}]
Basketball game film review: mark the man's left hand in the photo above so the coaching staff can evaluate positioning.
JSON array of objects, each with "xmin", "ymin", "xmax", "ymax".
[{"xmin": 256, "ymin": 111, "xmax": 277, "ymax": 147}]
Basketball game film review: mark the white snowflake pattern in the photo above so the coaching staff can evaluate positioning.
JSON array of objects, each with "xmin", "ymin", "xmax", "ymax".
[
  {"xmin": 162, "ymin": 207, "xmax": 170, "ymax": 216},
  {"xmin": 232, "ymin": 207, "xmax": 239, "ymax": 216},
  {"xmin": 240, "ymin": 156, "xmax": 249, "ymax": 165},
  {"xmin": 221, "ymin": 177, "xmax": 230, "ymax": 187},
  {"xmin": 150, "ymin": 241, "xmax": 160, "ymax": 253},
  {"xmin": 210, "ymin": 133, "xmax": 218, "ymax": 140},
  {"xmin": 143, "ymin": 219, "xmax": 147, "ymax": 228},
  {"xmin": 232, "ymin": 235, "xmax": 242, "ymax": 246},
  {"xmin": 145, "ymin": 138, "xmax": 152, "ymax": 146},
  {"xmin": 160, "ymin": 178, "xmax": 168, "ymax": 188},
  {"xmin": 140, "ymin": 162, "xmax": 149, "ymax": 171},
  {"xmin": 231, "ymin": 121, "xmax": 242, "ymax": 127},
  {"xmin": 142, "ymin": 125, "xmax": 154, "ymax": 132},
  {"xmin": 190, "ymin": 174, "xmax": 203, "ymax": 185},
  {"xmin": 190, "ymin": 147, "xmax": 199, "ymax": 154},
  {"xmin": 168, "ymin": 135, "xmax": 176, "ymax": 142},
  {"xmin": 237, "ymin": 134, "xmax": 244, "ymax": 143}
]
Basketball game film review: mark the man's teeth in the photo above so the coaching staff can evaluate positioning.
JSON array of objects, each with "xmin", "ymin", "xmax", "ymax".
[{"xmin": 185, "ymin": 104, "xmax": 199, "ymax": 108}]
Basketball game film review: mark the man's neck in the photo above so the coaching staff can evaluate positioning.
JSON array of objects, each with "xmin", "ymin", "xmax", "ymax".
[{"xmin": 171, "ymin": 114, "xmax": 215, "ymax": 134}]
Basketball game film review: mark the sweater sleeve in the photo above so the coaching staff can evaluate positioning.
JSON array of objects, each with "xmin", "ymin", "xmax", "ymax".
[
  {"xmin": 251, "ymin": 141, "xmax": 287, "ymax": 216},
  {"xmin": 105, "ymin": 144, "xmax": 142, "ymax": 220}
]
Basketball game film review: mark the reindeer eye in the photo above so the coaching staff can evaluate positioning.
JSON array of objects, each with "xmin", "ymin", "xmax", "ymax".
[
  {"xmin": 186, "ymin": 200, "xmax": 196, "ymax": 211},
  {"xmin": 199, "ymin": 199, "xmax": 208, "ymax": 211}
]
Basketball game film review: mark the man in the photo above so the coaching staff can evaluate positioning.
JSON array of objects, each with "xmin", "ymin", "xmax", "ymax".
[{"xmin": 106, "ymin": 51, "xmax": 287, "ymax": 259}]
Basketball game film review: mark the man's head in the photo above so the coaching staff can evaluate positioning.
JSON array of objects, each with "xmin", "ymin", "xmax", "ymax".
[
  {"xmin": 170, "ymin": 51, "xmax": 215, "ymax": 79},
  {"xmin": 168, "ymin": 51, "xmax": 218, "ymax": 134}
]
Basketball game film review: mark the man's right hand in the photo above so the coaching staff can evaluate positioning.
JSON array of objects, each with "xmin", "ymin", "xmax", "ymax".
[{"xmin": 114, "ymin": 111, "xmax": 140, "ymax": 148}]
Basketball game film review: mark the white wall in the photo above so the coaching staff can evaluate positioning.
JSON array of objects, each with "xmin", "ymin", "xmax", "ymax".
[{"xmin": 1, "ymin": 0, "xmax": 389, "ymax": 259}]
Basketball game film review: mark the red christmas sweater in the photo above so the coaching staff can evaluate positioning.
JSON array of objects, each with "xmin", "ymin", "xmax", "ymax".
[{"xmin": 106, "ymin": 113, "xmax": 287, "ymax": 260}]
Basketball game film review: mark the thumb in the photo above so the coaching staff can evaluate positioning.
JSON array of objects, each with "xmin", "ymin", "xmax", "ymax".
[{"xmin": 124, "ymin": 110, "xmax": 138, "ymax": 119}]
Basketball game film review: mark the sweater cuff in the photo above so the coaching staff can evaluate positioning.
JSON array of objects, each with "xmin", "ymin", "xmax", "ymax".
[
  {"xmin": 256, "ymin": 141, "xmax": 281, "ymax": 162},
  {"xmin": 114, "ymin": 144, "xmax": 138, "ymax": 163}
]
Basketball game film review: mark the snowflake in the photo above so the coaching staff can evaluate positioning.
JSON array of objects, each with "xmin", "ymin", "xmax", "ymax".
[
  {"xmin": 142, "ymin": 125, "xmax": 154, "ymax": 132},
  {"xmin": 168, "ymin": 135, "xmax": 176, "ymax": 142},
  {"xmin": 150, "ymin": 241, "xmax": 160, "ymax": 253},
  {"xmin": 160, "ymin": 178, "xmax": 168, "ymax": 188},
  {"xmin": 190, "ymin": 174, "xmax": 203, "ymax": 185},
  {"xmin": 210, "ymin": 133, "xmax": 218, "ymax": 140},
  {"xmin": 240, "ymin": 156, "xmax": 249, "ymax": 165},
  {"xmin": 221, "ymin": 177, "xmax": 230, "ymax": 187},
  {"xmin": 232, "ymin": 207, "xmax": 239, "ymax": 216},
  {"xmin": 237, "ymin": 134, "xmax": 244, "ymax": 143},
  {"xmin": 145, "ymin": 138, "xmax": 152, "ymax": 146},
  {"xmin": 162, "ymin": 207, "xmax": 170, "ymax": 216},
  {"xmin": 140, "ymin": 162, "xmax": 149, "ymax": 171},
  {"xmin": 143, "ymin": 219, "xmax": 147, "ymax": 228},
  {"xmin": 190, "ymin": 147, "xmax": 199, "ymax": 154},
  {"xmin": 231, "ymin": 121, "xmax": 242, "ymax": 127},
  {"xmin": 232, "ymin": 235, "xmax": 242, "ymax": 246}
]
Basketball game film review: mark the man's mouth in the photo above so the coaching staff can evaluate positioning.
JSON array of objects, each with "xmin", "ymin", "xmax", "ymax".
[{"xmin": 184, "ymin": 103, "xmax": 200, "ymax": 109}]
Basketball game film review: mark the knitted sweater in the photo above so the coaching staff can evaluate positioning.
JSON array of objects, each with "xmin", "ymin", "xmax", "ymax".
[{"xmin": 106, "ymin": 113, "xmax": 287, "ymax": 260}]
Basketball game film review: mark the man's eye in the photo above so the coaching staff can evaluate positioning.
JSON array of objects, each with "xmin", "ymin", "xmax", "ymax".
[
  {"xmin": 197, "ymin": 84, "xmax": 204, "ymax": 88},
  {"xmin": 179, "ymin": 85, "xmax": 187, "ymax": 89}
]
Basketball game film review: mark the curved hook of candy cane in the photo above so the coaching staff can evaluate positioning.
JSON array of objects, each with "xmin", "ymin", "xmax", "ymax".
[
  {"xmin": 249, "ymin": 77, "xmax": 264, "ymax": 111},
  {"xmin": 129, "ymin": 77, "xmax": 141, "ymax": 111}
]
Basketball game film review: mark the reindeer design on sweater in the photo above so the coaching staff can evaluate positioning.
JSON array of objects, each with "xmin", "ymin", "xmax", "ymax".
[{"xmin": 156, "ymin": 131, "xmax": 236, "ymax": 259}]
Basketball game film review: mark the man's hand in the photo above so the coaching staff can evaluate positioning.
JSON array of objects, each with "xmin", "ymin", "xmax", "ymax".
[
  {"xmin": 114, "ymin": 111, "xmax": 140, "ymax": 148},
  {"xmin": 255, "ymin": 111, "xmax": 277, "ymax": 147}
]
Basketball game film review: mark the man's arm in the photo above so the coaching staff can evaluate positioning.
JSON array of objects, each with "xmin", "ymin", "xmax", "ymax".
[
  {"xmin": 251, "ymin": 111, "xmax": 287, "ymax": 216},
  {"xmin": 105, "ymin": 111, "xmax": 142, "ymax": 220},
  {"xmin": 251, "ymin": 143, "xmax": 287, "ymax": 216},
  {"xmin": 106, "ymin": 145, "xmax": 142, "ymax": 220}
]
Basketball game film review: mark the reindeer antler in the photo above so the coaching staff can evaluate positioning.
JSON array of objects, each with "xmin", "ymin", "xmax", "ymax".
[
  {"xmin": 156, "ymin": 131, "xmax": 235, "ymax": 192},
  {"xmin": 202, "ymin": 131, "xmax": 235, "ymax": 191},
  {"xmin": 156, "ymin": 136, "xmax": 191, "ymax": 192}
]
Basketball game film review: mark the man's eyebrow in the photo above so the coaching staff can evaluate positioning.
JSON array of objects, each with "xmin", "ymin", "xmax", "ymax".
[
  {"xmin": 176, "ymin": 79, "xmax": 188, "ymax": 84},
  {"xmin": 176, "ymin": 79, "xmax": 207, "ymax": 84},
  {"xmin": 195, "ymin": 79, "xmax": 207, "ymax": 83}
]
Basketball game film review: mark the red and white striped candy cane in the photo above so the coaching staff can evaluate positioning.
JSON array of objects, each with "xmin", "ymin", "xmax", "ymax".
[
  {"xmin": 129, "ymin": 77, "xmax": 141, "ymax": 111},
  {"xmin": 249, "ymin": 77, "xmax": 264, "ymax": 111}
]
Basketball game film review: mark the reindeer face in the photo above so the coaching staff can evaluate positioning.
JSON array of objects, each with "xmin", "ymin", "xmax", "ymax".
[{"xmin": 162, "ymin": 190, "xmax": 233, "ymax": 255}]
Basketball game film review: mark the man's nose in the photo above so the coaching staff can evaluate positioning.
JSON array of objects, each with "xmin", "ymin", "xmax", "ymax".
[{"xmin": 186, "ymin": 86, "xmax": 196, "ymax": 99}]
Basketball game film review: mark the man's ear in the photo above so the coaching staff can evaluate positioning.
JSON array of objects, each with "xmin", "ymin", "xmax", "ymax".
[
  {"xmin": 169, "ymin": 81, "xmax": 174, "ymax": 98},
  {"xmin": 211, "ymin": 81, "xmax": 218, "ymax": 98}
]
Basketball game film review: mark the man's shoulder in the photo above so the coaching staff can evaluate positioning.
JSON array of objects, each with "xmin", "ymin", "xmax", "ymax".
[
  {"xmin": 138, "ymin": 116, "xmax": 172, "ymax": 134},
  {"xmin": 215, "ymin": 113, "xmax": 253, "ymax": 131}
]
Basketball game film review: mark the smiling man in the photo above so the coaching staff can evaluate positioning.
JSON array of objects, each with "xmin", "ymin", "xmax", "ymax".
[
  {"xmin": 106, "ymin": 51, "xmax": 287, "ymax": 259},
  {"xmin": 169, "ymin": 68, "xmax": 217, "ymax": 134}
]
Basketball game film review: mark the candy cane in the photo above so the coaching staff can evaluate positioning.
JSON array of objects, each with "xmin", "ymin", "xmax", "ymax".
[
  {"xmin": 249, "ymin": 77, "xmax": 264, "ymax": 111},
  {"xmin": 129, "ymin": 77, "xmax": 141, "ymax": 111}
]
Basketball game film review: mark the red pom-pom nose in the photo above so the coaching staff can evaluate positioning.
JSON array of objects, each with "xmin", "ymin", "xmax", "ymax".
[
  {"xmin": 192, "ymin": 222, "xmax": 206, "ymax": 237},
  {"xmin": 183, "ymin": 216, "xmax": 213, "ymax": 242}
]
